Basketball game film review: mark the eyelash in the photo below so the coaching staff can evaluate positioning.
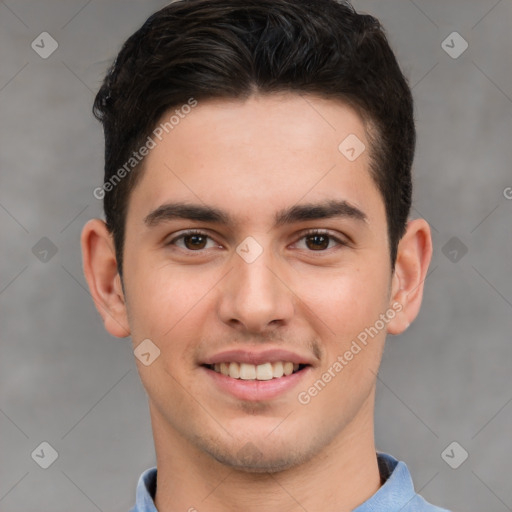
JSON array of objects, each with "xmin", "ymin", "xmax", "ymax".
[{"xmin": 166, "ymin": 229, "xmax": 348, "ymax": 254}]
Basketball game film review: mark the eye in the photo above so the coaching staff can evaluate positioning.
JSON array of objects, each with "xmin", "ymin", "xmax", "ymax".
[
  {"xmin": 167, "ymin": 229, "xmax": 220, "ymax": 251},
  {"xmin": 294, "ymin": 229, "xmax": 348, "ymax": 251},
  {"xmin": 166, "ymin": 228, "xmax": 348, "ymax": 254}
]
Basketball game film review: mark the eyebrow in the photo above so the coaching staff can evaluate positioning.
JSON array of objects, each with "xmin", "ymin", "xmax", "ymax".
[{"xmin": 143, "ymin": 199, "xmax": 368, "ymax": 228}]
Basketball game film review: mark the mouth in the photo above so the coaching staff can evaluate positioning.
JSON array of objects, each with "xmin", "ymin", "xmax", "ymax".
[
  {"xmin": 201, "ymin": 360, "xmax": 312, "ymax": 402},
  {"xmin": 200, "ymin": 348, "xmax": 315, "ymax": 401},
  {"xmin": 203, "ymin": 361, "xmax": 310, "ymax": 381}
]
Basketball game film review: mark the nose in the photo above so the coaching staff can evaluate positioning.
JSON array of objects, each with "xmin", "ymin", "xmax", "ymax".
[{"xmin": 216, "ymin": 241, "xmax": 295, "ymax": 335}]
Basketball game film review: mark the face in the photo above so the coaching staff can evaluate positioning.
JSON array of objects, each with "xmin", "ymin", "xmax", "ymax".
[{"xmin": 119, "ymin": 93, "xmax": 398, "ymax": 471}]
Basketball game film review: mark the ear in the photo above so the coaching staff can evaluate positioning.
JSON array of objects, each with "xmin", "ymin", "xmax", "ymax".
[
  {"xmin": 80, "ymin": 218, "xmax": 130, "ymax": 338},
  {"xmin": 386, "ymin": 218, "xmax": 433, "ymax": 335}
]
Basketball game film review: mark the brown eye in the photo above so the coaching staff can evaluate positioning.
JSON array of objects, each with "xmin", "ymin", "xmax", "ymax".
[
  {"xmin": 182, "ymin": 233, "xmax": 208, "ymax": 250},
  {"xmin": 305, "ymin": 233, "xmax": 330, "ymax": 250},
  {"xmin": 295, "ymin": 229, "xmax": 347, "ymax": 252},
  {"xmin": 167, "ymin": 230, "xmax": 218, "ymax": 252}
]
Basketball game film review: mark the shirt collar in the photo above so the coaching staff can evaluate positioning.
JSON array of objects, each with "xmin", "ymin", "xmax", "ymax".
[
  {"xmin": 353, "ymin": 452, "xmax": 418, "ymax": 511},
  {"xmin": 131, "ymin": 452, "xmax": 435, "ymax": 512}
]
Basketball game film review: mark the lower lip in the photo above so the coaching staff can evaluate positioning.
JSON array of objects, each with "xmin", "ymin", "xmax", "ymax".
[{"xmin": 202, "ymin": 366, "xmax": 311, "ymax": 401}]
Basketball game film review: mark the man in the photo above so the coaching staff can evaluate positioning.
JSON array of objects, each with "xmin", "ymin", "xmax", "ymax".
[{"xmin": 81, "ymin": 0, "xmax": 451, "ymax": 510}]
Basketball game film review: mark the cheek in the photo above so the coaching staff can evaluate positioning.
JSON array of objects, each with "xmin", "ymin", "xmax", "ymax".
[
  {"xmin": 124, "ymin": 258, "xmax": 208, "ymax": 342},
  {"xmin": 125, "ymin": 265, "xmax": 207, "ymax": 398},
  {"xmin": 294, "ymin": 262, "xmax": 390, "ymax": 340}
]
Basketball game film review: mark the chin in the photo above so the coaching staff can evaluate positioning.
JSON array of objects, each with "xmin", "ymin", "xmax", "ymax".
[
  {"xmin": 214, "ymin": 451, "xmax": 305, "ymax": 473},
  {"xmin": 199, "ymin": 436, "xmax": 315, "ymax": 474}
]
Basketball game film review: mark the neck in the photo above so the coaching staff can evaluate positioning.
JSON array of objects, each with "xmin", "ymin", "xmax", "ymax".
[{"xmin": 152, "ymin": 389, "xmax": 381, "ymax": 512}]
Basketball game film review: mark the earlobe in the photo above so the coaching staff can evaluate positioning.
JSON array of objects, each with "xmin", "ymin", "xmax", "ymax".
[
  {"xmin": 80, "ymin": 218, "xmax": 131, "ymax": 338},
  {"xmin": 386, "ymin": 219, "xmax": 433, "ymax": 335}
]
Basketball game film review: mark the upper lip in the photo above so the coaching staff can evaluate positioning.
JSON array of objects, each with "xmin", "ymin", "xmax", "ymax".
[{"xmin": 202, "ymin": 348, "xmax": 316, "ymax": 367}]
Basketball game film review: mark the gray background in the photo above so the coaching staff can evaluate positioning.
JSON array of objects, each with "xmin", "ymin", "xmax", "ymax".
[{"xmin": 1, "ymin": 0, "xmax": 511, "ymax": 511}]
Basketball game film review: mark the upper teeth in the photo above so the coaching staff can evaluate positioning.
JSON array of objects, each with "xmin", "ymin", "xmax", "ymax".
[{"xmin": 212, "ymin": 361, "xmax": 300, "ymax": 380}]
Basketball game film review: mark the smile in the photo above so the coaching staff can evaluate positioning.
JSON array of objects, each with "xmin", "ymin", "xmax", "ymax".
[{"xmin": 205, "ymin": 361, "xmax": 308, "ymax": 380}]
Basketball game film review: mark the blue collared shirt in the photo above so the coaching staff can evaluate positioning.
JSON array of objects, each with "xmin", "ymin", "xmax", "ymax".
[{"xmin": 129, "ymin": 452, "xmax": 451, "ymax": 511}]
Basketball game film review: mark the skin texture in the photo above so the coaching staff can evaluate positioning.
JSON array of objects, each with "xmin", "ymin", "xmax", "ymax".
[{"xmin": 81, "ymin": 93, "xmax": 432, "ymax": 512}]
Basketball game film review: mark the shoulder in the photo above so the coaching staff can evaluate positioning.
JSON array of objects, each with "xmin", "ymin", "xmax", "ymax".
[
  {"xmin": 404, "ymin": 493, "xmax": 452, "ymax": 512},
  {"xmin": 364, "ymin": 452, "xmax": 453, "ymax": 512}
]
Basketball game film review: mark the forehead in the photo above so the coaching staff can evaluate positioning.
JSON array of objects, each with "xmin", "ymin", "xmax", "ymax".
[{"xmin": 126, "ymin": 93, "xmax": 386, "ymax": 231}]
